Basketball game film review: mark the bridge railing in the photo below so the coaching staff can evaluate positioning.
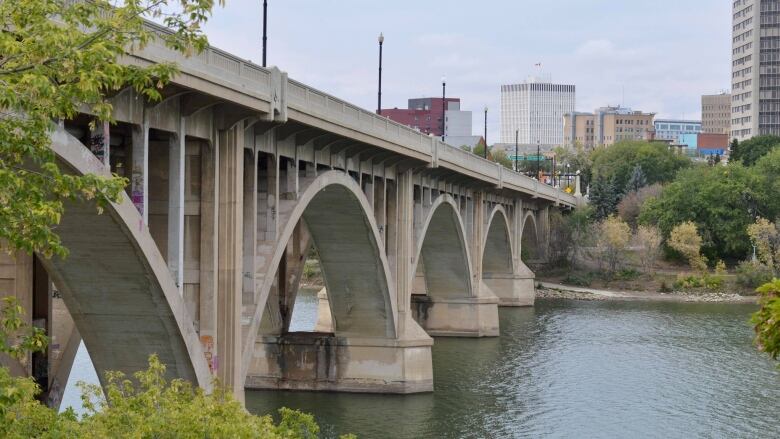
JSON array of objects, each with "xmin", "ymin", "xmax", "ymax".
[{"xmin": 121, "ymin": 15, "xmax": 576, "ymax": 206}]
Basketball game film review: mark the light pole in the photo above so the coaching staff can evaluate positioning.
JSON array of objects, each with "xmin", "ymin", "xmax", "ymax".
[
  {"xmin": 377, "ymin": 33, "xmax": 384, "ymax": 114},
  {"xmin": 262, "ymin": 0, "xmax": 268, "ymax": 67},
  {"xmin": 514, "ymin": 129, "xmax": 519, "ymax": 171},
  {"xmin": 484, "ymin": 107, "xmax": 488, "ymax": 158},
  {"xmin": 536, "ymin": 140, "xmax": 541, "ymax": 180},
  {"xmin": 441, "ymin": 75, "xmax": 447, "ymax": 141}
]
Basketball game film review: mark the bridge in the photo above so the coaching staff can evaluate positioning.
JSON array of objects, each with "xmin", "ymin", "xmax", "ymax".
[{"xmin": 2, "ymin": 22, "xmax": 580, "ymax": 404}]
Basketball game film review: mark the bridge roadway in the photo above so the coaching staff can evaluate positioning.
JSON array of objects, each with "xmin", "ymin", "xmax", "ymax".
[{"xmin": 4, "ymin": 21, "xmax": 580, "ymax": 404}]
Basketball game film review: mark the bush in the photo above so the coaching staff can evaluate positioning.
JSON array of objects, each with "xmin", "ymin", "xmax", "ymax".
[
  {"xmin": 674, "ymin": 274, "xmax": 704, "ymax": 290},
  {"xmin": 614, "ymin": 268, "xmax": 640, "ymax": 281},
  {"xmin": 658, "ymin": 281, "xmax": 673, "ymax": 293},
  {"xmin": 563, "ymin": 273, "xmax": 592, "ymax": 287},
  {"xmin": 752, "ymin": 279, "xmax": 780, "ymax": 361},
  {"xmin": 736, "ymin": 260, "xmax": 775, "ymax": 289}
]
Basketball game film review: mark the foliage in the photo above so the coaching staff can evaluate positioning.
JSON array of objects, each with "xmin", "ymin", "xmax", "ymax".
[
  {"xmin": 639, "ymin": 164, "xmax": 756, "ymax": 262},
  {"xmin": 593, "ymin": 215, "xmax": 631, "ymax": 274},
  {"xmin": 736, "ymin": 260, "xmax": 775, "ymax": 290},
  {"xmin": 589, "ymin": 175, "xmax": 621, "ymax": 221},
  {"xmin": 635, "ymin": 225, "xmax": 662, "ymax": 274},
  {"xmin": 590, "ymin": 140, "xmax": 690, "ymax": 192},
  {"xmin": 747, "ymin": 217, "xmax": 780, "ymax": 273},
  {"xmin": 562, "ymin": 273, "xmax": 592, "ymax": 287},
  {"xmin": 625, "ymin": 164, "xmax": 647, "ymax": 193},
  {"xmin": 673, "ymin": 273, "xmax": 723, "ymax": 291},
  {"xmin": 730, "ymin": 135, "xmax": 780, "ymax": 166},
  {"xmin": 752, "ymin": 148, "xmax": 780, "ymax": 222},
  {"xmin": 751, "ymin": 279, "xmax": 780, "ymax": 362},
  {"xmin": 0, "ymin": 0, "xmax": 223, "ymax": 257},
  {"xmin": 1, "ymin": 297, "xmax": 48, "ymax": 361},
  {"xmin": 668, "ymin": 221, "xmax": 707, "ymax": 271},
  {"xmin": 470, "ymin": 145, "xmax": 515, "ymax": 170},
  {"xmin": 547, "ymin": 210, "xmax": 572, "ymax": 266},
  {"xmin": 617, "ymin": 183, "xmax": 662, "ymax": 229}
]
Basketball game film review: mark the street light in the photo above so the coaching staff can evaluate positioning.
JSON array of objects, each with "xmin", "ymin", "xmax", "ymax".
[
  {"xmin": 484, "ymin": 106, "xmax": 488, "ymax": 158},
  {"xmin": 262, "ymin": 0, "xmax": 268, "ymax": 67},
  {"xmin": 441, "ymin": 75, "xmax": 447, "ymax": 141},
  {"xmin": 377, "ymin": 32, "xmax": 384, "ymax": 114},
  {"xmin": 536, "ymin": 139, "xmax": 541, "ymax": 180},
  {"xmin": 514, "ymin": 129, "xmax": 519, "ymax": 171}
]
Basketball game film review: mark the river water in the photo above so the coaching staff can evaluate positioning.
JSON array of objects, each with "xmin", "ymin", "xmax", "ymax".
[{"xmin": 62, "ymin": 291, "xmax": 780, "ymax": 438}]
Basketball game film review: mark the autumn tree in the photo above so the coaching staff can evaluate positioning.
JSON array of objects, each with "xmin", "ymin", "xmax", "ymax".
[
  {"xmin": 594, "ymin": 215, "xmax": 631, "ymax": 274},
  {"xmin": 635, "ymin": 225, "xmax": 662, "ymax": 274},
  {"xmin": 747, "ymin": 218, "xmax": 780, "ymax": 274},
  {"xmin": 668, "ymin": 221, "xmax": 707, "ymax": 271}
]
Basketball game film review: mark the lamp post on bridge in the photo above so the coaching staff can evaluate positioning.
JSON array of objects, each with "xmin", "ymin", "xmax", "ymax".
[
  {"xmin": 484, "ymin": 106, "xmax": 488, "ymax": 159},
  {"xmin": 536, "ymin": 140, "xmax": 541, "ymax": 180},
  {"xmin": 441, "ymin": 75, "xmax": 447, "ymax": 141},
  {"xmin": 377, "ymin": 32, "xmax": 384, "ymax": 114},
  {"xmin": 262, "ymin": 0, "xmax": 267, "ymax": 67},
  {"xmin": 514, "ymin": 129, "xmax": 518, "ymax": 171}
]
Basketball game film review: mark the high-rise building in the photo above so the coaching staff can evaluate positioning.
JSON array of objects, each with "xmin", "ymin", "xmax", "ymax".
[
  {"xmin": 731, "ymin": 0, "xmax": 780, "ymax": 140},
  {"xmin": 653, "ymin": 119, "xmax": 702, "ymax": 143},
  {"xmin": 500, "ymin": 78, "xmax": 575, "ymax": 150},
  {"xmin": 563, "ymin": 106, "xmax": 655, "ymax": 148},
  {"xmin": 702, "ymin": 93, "xmax": 732, "ymax": 135}
]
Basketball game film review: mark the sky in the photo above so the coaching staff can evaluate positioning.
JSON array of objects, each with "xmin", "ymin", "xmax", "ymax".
[{"xmin": 198, "ymin": 0, "xmax": 732, "ymax": 143}]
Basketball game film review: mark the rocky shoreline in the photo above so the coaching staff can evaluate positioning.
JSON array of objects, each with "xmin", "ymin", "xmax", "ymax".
[{"xmin": 536, "ymin": 283, "xmax": 757, "ymax": 304}]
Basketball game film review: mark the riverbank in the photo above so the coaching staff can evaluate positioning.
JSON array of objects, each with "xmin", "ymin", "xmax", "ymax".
[{"xmin": 537, "ymin": 282, "xmax": 758, "ymax": 303}]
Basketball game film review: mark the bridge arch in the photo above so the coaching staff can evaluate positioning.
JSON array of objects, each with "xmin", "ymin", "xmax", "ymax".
[
  {"xmin": 521, "ymin": 211, "xmax": 540, "ymax": 262},
  {"xmin": 412, "ymin": 194, "xmax": 474, "ymax": 300},
  {"xmin": 43, "ymin": 126, "xmax": 212, "ymax": 390},
  {"xmin": 483, "ymin": 206, "xmax": 515, "ymax": 276},
  {"xmin": 244, "ymin": 171, "xmax": 397, "ymax": 372}
]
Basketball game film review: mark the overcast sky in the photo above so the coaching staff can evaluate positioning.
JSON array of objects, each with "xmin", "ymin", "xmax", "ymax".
[{"xmin": 199, "ymin": 0, "xmax": 732, "ymax": 142}]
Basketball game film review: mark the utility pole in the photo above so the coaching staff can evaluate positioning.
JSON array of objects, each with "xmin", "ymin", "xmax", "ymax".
[
  {"xmin": 377, "ymin": 33, "xmax": 384, "ymax": 114},
  {"xmin": 441, "ymin": 76, "xmax": 447, "ymax": 141},
  {"xmin": 262, "ymin": 0, "xmax": 268, "ymax": 67}
]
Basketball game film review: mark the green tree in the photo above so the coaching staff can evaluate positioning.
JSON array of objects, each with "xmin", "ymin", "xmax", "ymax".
[
  {"xmin": 589, "ymin": 175, "xmax": 620, "ymax": 221},
  {"xmin": 554, "ymin": 144, "xmax": 592, "ymax": 187},
  {"xmin": 751, "ymin": 147, "xmax": 780, "ymax": 220},
  {"xmin": 752, "ymin": 279, "xmax": 780, "ymax": 363},
  {"xmin": 591, "ymin": 140, "xmax": 689, "ymax": 192},
  {"xmin": 730, "ymin": 135, "xmax": 780, "ymax": 166},
  {"xmin": 625, "ymin": 164, "xmax": 647, "ymax": 193},
  {"xmin": 639, "ymin": 164, "xmax": 756, "ymax": 262}
]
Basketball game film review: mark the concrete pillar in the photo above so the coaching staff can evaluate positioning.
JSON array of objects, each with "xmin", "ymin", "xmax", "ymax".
[
  {"xmin": 131, "ymin": 114, "xmax": 150, "ymax": 223},
  {"xmin": 198, "ymin": 138, "xmax": 218, "ymax": 375},
  {"xmin": 242, "ymin": 149, "xmax": 258, "ymax": 306},
  {"xmin": 167, "ymin": 117, "xmax": 185, "ymax": 289},
  {"xmin": 394, "ymin": 170, "xmax": 415, "ymax": 336},
  {"xmin": 216, "ymin": 125, "xmax": 244, "ymax": 401},
  {"xmin": 373, "ymin": 177, "xmax": 386, "ymax": 241},
  {"xmin": 574, "ymin": 171, "xmax": 582, "ymax": 197}
]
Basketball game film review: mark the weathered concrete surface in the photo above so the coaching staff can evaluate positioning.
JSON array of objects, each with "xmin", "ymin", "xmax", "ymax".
[
  {"xmin": 313, "ymin": 288, "xmax": 333, "ymax": 333},
  {"xmin": 410, "ymin": 295, "xmax": 499, "ymax": 337},
  {"xmin": 246, "ymin": 332, "xmax": 433, "ymax": 393},
  {"xmin": 43, "ymin": 126, "xmax": 211, "ymax": 390}
]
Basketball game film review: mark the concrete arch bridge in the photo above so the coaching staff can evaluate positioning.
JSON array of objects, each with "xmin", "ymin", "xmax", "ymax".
[{"xmin": 1, "ymin": 22, "xmax": 580, "ymax": 404}]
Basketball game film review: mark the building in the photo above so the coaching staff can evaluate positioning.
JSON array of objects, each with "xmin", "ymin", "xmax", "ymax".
[
  {"xmin": 702, "ymin": 93, "xmax": 731, "ymax": 135},
  {"xmin": 731, "ymin": 0, "xmax": 780, "ymax": 140},
  {"xmin": 500, "ymin": 78, "xmax": 575, "ymax": 150},
  {"xmin": 698, "ymin": 133, "xmax": 729, "ymax": 156},
  {"xmin": 380, "ymin": 97, "xmax": 470, "ymax": 138},
  {"xmin": 563, "ymin": 106, "xmax": 655, "ymax": 148},
  {"xmin": 653, "ymin": 119, "xmax": 702, "ymax": 143}
]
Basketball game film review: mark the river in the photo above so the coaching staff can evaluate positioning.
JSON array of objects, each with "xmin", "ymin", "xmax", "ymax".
[{"xmin": 62, "ymin": 291, "xmax": 780, "ymax": 438}]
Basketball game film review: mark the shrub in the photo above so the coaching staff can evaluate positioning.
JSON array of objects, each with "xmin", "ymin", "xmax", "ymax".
[
  {"xmin": 658, "ymin": 281, "xmax": 673, "ymax": 293},
  {"xmin": 674, "ymin": 274, "xmax": 704, "ymax": 290},
  {"xmin": 614, "ymin": 268, "xmax": 640, "ymax": 281},
  {"xmin": 594, "ymin": 215, "xmax": 632, "ymax": 274},
  {"xmin": 563, "ymin": 273, "xmax": 592, "ymax": 287},
  {"xmin": 668, "ymin": 221, "xmax": 707, "ymax": 272},
  {"xmin": 736, "ymin": 260, "xmax": 775, "ymax": 289},
  {"xmin": 752, "ymin": 278, "xmax": 780, "ymax": 361}
]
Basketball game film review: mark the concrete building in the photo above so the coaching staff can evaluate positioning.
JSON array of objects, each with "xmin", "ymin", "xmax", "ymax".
[
  {"xmin": 731, "ymin": 0, "xmax": 780, "ymax": 140},
  {"xmin": 702, "ymin": 93, "xmax": 731, "ymax": 135},
  {"xmin": 698, "ymin": 133, "xmax": 729, "ymax": 155},
  {"xmin": 380, "ymin": 97, "xmax": 471, "ymax": 138},
  {"xmin": 564, "ymin": 106, "xmax": 655, "ymax": 148},
  {"xmin": 500, "ymin": 78, "xmax": 575, "ymax": 150},
  {"xmin": 653, "ymin": 119, "xmax": 702, "ymax": 142}
]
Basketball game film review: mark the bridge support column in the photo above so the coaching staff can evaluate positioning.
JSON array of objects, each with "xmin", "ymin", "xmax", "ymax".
[
  {"xmin": 410, "ymin": 295, "xmax": 499, "ymax": 337},
  {"xmin": 482, "ymin": 268, "xmax": 535, "ymax": 307},
  {"xmin": 131, "ymin": 114, "xmax": 149, "ymax": 223},
  {"xmin": 167, "ymin": 117, "xmax": 186, "ymax": 289},
  {"xmin": 216, "ymin": 125, "xmax": 244, "ymax": 402}
]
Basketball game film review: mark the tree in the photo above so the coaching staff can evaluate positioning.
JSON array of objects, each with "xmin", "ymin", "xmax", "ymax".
[
  {"xmin": 747, "ymin": 218, "xmax": 780, "ymax": 274},
  {"xmin": 639, "ymin": 164, "xmax": 756, "ymax": 262},
  {"xmin": 617, "ymin": 183, "xmax": 662, "ymax": 229},
  {"xmin": 668, "ymin": 221, "xmax": 707, "ymax": 271},
  {"xmin": 590, "ymin": 140, "xmax": 690, "ymax": 193},
  {"xmin": 730, "ymin": 135, "xmax": 780, "ymax": 166},
  {"xmin": 625, "ymin": 164, "xmax": 647, "ymax": 193},
  {"xmin": 589, "ymin": 175, "xmax": 621, "ymax": 221},
  {"xmin": 751, "ymin": 148, "xmax": 780, "ymax": 221},
  {"xmin": 752, "ymin": 279, "xmax": 780, "ymax": 363},
  {"xmin": 730, "ymin": 138, "xmax": 739, "ymax": 159},
  {"xmin": 594, "ymin": 215, "xmax": 631, "ymax": 274},
  {"xmin": 554, "ymin": 144, "xmax": 592, "ymax": 188},
  {"xmin": 635, "ymin": 225, "xmax": 662, "ymax": 274}
]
